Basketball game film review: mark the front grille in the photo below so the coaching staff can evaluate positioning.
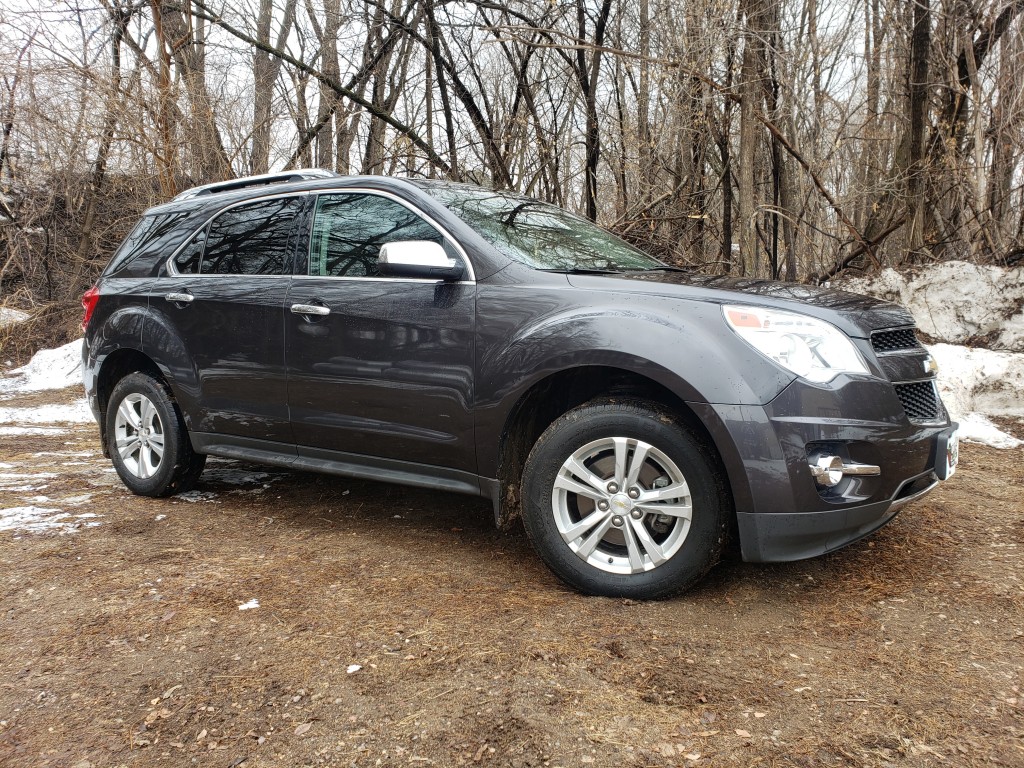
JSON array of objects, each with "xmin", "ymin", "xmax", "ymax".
[
  {"xmin": 894, "ymin": 381, "xmax": 939, "ymax": 421},
  {"xmin": 872, "ymin": 327, "xmax": 922, "ymax": 353}
]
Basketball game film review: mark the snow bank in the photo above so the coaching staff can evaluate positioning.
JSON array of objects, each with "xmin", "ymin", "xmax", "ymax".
[
  {"xmin": 928, "ymin": 343, "xmax": 1024, "ymax": 449},
  {"xmin": 0, "ymin": 338, "xmax": 83, "ymax": 393},
  {"xmin": 837, "ymin": 261, "xmax": 1024, "ymax": 352}
]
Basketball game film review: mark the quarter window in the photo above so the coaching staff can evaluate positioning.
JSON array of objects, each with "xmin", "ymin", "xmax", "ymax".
[
  {"xmin": 200, "ymin": 197, "xmax": 302, "ymax": 275},
  {"xmin": 309, "ymin": 193, "xmax": 444, "ymax": 277},
  {"xmin": 174, "ymin": 229, "xmax": 206, "ymax": 275}
]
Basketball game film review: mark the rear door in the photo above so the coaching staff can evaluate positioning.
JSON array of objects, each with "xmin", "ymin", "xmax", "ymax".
[
  {"xmin": 146, "ymin": 194, "xmax": 304, "ymax": 444},
  {"xmin": 285, "ymin": 191, "xmax": 476, "ymax": 472}
]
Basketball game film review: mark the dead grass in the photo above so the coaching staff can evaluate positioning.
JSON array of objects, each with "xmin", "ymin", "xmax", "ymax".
[
  {"xmin": 0, "ymin": 301, "xmax": 82, "ymax": 366},
  {"xmin": 0, "ymin": 411, "xmax": 1021, "ymax": 767}
]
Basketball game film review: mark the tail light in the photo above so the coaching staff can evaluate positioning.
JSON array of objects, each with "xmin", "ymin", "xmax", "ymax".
[{"xmin": 81, "ymin": 285, "xmax": 100, "ymax": 331}]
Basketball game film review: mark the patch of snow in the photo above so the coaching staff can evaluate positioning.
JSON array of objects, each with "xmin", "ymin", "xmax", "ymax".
[
  {"xmin": 0, "ymin": 400, "xmax": 92, "ymax": 424},
  {"xmin": 0, "ymin": 506, "xmax": 101, "ymax": 535},
  {"xmin": 929, "ymin": 344, "xmax": 1024, "ymax": 417},
  {"xmin": 155, "ymin": 514, "xmax": 167, "ymax": 521},
  {"xmin": 0, "ymin": 308, "xmax": 30, "ymax": 328},
  {"xmin": 174, "ymin": 490, "xmax": 218, "ymax": 503},
  {"xmin": 62, "ymin": 494, "xmax": 94, "ymax": 506},
  {"xmin": 929, "ymin": 343, "xmax": 1024, "ymax": 448},
  {"xmin": 838, "ymin": 261, "xmax": 1024, "ymax": 352},
  {"xmin": 0, "ymin": 472, "xmax": 57, "ymax": 482},
  {"xmin": 238, "ymin": 599, "xmax": 260, "ymax": 611},
  {"xmin": 0, "ymin": 426, "xmax": 62, "ymax": 436},
  {"xmin": 0, "ymin": 339, "xmax": 84, "ymax": 393}
]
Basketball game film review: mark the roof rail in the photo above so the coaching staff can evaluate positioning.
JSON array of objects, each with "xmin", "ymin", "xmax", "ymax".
[{"xmin": 171, "ymin": 168, "xmax": 339, "ymax": 201}]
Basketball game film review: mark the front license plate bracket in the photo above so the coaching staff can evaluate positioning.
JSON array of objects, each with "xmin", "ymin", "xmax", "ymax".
[{"xmin": 935, "ymin": 425, "xmax": 959, "ymax": 481}]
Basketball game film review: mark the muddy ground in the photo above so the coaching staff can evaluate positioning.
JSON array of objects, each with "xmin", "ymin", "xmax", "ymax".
[{"xmin": 0, "ymin": 387, "xmax": 1021, "ymax": 768}]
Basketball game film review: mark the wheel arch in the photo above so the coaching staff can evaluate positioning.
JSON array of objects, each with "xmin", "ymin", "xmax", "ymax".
[
  {"xmin": 493, "ymin": 365, "xmax": 738, "ymax": 532},
  {"xmin": 94, "ymin": 347, "xmax": 169, "ymax": 456}
]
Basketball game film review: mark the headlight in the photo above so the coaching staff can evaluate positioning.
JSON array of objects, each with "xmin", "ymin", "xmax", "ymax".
[{"xmin": 723, "ymin": 304, "xmax": 869, "ymax": 383}]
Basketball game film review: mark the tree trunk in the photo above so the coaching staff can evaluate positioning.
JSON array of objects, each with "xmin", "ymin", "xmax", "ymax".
[
  {"xmin": 904, "ymin": 0, "xmax": 930, "ymax": 258},
  {"xmin": 251, "ymin": 0, "xmax": 296, "ymax": 174},
  {"xmin": 737, "ymin": 0, "xmax": 766, "ymax": 275},
  {"xmin": 158, "ymin": 1, "xmax": 232, "ymax": 182},
  {"xmin": 76, "ymin": 4, "xmax": 131, "ymax": 273}
]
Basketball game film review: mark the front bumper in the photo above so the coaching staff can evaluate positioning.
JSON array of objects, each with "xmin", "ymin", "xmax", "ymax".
[
  {"xmin": 691, "ymin": 374, "xmax": 954, "ymax": 563},
  {"xmin": 735, "ymin": 471, "xmax": 938, "ymax": 561}
]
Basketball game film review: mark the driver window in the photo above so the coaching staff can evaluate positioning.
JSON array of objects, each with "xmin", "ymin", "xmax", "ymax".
[{"xmin": 309, "ymin": 193, "xmax": 445, "ymax": 278}]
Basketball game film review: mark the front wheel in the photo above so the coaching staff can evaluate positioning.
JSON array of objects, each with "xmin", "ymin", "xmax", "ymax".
[
  {"xmin": 105, "ymin": 372, "xmax": 206, "ymax": 497},
  {"xmin": 521, "ymin": 399, "xmax": 729, "ymax": 599}
]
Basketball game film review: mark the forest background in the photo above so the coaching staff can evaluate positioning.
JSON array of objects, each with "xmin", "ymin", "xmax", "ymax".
[{"xmin": 1, "ymin": 0, "xmax": 1022, "ymax": 339}]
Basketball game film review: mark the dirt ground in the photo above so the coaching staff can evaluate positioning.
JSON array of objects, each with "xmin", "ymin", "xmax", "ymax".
[{"xmin": 0, "ymin": 387, "xmax": 1021, "ymax": 768}]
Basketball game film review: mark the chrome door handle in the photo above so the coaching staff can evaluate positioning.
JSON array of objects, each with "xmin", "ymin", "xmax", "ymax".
[
  {"xmin": 164, "ymin": 292, "xmax": 194, "ymax": 304},
  {"xmin": 290, "ymin": 303, "xmax": 330, "ymax": 317}
]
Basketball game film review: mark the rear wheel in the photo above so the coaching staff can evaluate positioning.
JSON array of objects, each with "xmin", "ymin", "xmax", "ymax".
[
  {"xmin": 106, "ymin": 372, "xmax": 205, "ymax": 497},
  {"xmin": 521, "ymin": 399, "xmax": 728, "ymax": 599}
]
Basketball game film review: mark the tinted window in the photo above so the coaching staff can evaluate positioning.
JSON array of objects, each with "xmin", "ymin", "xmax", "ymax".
[
  {"xmin": 201, "ymin": 197, "xmax": 302, "ymax": 275},
  {"xmin": 174, "ymin": 229, "xmax": 206, "ymax": 274},
  {"xmin": 105, "ymin": 210, "xmax": 194, "ymax": 275},
  {"xmin": 309, "ymin": 193, "xmax": 443, "ymax": 277}
]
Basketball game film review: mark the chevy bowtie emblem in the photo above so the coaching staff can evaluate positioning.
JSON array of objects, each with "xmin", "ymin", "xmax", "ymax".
[{"xmin": 924, "ymin": 356, "xmax": 939, "ymax": 375}]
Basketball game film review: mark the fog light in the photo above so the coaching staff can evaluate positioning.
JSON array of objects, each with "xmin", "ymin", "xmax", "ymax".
[
  {"xmin": 809, "ymin": 455, "xmax": 882, "ymax": 488},
  {"xmin": 811, "ymin": 455, "xmax": 844, "ymax": 487}
]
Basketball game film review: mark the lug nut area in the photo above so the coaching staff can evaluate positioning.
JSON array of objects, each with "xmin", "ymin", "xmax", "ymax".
[{"xmin": 611, "ymin": 515, "xmax": 624, "ymax": 527}]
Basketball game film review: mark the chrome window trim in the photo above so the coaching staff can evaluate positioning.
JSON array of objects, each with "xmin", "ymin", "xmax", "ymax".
[
  {"xmin": 304, "ymin": 187, "xmax": 477, "ymax": 283},
  {"xmin": 165, "ymin": 191, "xmax": 310, "ymax": 278},
  {"xmin": 293, "ymin": 275, "xmax": 475, "ymax": 286},
  {"xmin": 163, "ymin": 187, "xmax": 478, "ymax": 284}
]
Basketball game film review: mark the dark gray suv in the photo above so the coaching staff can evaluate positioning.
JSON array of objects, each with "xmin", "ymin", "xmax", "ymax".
[{"xmin": 82, "ymin": 172, "xmax": 959, "ymax": 599}]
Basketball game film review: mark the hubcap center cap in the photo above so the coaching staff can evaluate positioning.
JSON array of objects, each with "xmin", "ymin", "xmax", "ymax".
[{"xmin": 609, "ymin": 493, "xmax": 632, "ymax": 514}]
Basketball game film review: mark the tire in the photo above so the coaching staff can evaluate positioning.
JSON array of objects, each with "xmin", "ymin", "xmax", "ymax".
[
  {"xmin": 105, "ymin": 372, "xmax": 206, "ymax": 497},
  {"xmin": 521, "ymin": 398, "xmax": 729, "ymax": 599}
]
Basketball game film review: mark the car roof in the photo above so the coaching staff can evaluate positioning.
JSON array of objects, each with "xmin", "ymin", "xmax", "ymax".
[{"xmin": 143, "ymin": 174, "xmax": 438, "ymax": 216}]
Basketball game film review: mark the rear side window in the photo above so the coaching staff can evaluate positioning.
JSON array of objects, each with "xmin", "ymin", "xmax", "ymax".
[
  {"xmin": 200, "ymin": 197, "xmax": 303, "ymax": 275},
  {"xmin": 105, "ymin": 210, "xmax": 194, "ymax": 275},
  {"xmin": 309, "ymin": 193, "xmax": 444, "ymax": 277}
]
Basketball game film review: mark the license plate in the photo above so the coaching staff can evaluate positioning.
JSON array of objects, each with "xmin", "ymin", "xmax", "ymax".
[{"xmin": 937, "ymin": 428, "xmax": 959, "ymax": 480}]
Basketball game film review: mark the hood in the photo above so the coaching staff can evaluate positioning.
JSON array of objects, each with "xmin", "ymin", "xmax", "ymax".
[{"xmin": 565, "ymin": 271, "xmax": 915, "ymax": 338}]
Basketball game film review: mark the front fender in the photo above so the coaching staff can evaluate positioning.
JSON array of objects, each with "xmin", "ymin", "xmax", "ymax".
[
  {"xmin": 480, "ymin": 298, "xmax": 794, "ymax": 409},
  {"xmin": 474, "ymin": 287, "xmax": 795, "ymax": 481}
]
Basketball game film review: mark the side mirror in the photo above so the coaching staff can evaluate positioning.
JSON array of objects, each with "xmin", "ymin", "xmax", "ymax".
[{"xmin": 377, "ymin": 241, "xmax": 465, "ymax": 281}]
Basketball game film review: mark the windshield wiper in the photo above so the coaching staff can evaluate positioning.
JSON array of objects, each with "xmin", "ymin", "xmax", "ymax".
[
  {"xmin": 538, "ymin": 267, "xmax": 621, "ymax": 275},
  {"xmin": 636, "ymin": 265, "xmax": 687, "ymax": 273}
]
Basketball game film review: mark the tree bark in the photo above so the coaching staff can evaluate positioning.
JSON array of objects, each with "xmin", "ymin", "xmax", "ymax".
[{"xmin": 251, "ymin": 0, "xmax": 297, "ymax": 174}]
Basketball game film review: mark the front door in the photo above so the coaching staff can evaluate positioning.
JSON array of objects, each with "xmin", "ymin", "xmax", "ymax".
[{"xmin": 285, "ymin": 191, "xmax": 476, "ymax": 472}]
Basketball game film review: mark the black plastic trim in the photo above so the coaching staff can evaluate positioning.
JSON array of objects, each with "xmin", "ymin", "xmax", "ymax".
[{"xmin": 190, "ymin": 432, "xmax": 498, "ymax": 502}]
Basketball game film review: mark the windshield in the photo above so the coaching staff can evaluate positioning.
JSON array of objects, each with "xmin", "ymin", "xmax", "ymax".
[{"xmin": 420, "ymin": 185, "xmax": 664, "ymax": 272}]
